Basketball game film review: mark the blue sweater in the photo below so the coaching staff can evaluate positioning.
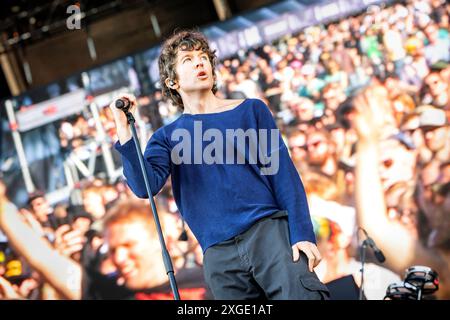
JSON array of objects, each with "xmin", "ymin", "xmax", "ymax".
[{"xmin": 115, "ymin": 98, "xmax": 316, "ymax": 252}]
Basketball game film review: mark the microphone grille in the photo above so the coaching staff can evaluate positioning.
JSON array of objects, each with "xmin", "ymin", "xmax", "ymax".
[{"xmin": 115, "ymin": 99, "xmax": 125, "ymax": 109}]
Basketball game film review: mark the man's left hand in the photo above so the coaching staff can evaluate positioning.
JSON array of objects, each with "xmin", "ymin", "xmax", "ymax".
[{"xmin": 292, "ymin": 241, "xmax": 322, "ymax": 272}]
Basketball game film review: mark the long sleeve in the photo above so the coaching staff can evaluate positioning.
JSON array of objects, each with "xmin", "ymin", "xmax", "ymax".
[
  {"xmin": 254, "ymin": 100, "xmax": 316, "ymax": 245},
  {"xmin": 113, "ymin": 99, "xmax": 316, "ymax": 252},
  {"xmin": 114, "ymin": 129, "xmax": 171, "ymax": 198}
]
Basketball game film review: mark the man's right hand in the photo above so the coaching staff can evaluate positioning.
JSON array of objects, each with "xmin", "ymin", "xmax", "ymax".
[{"xmin": 109, "ymin": 93, "xmax": 138, "ymax": 145}]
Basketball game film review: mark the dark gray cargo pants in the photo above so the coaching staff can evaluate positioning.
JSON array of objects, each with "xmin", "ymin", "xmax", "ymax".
[{"xmin": 203, "ymin": 210, "xmax": 330, "ymax": 300}]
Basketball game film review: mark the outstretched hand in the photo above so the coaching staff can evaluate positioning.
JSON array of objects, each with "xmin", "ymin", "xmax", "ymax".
[{"xmin": 351, "ymin": 84, "xmax": 393, "ymax": 140}]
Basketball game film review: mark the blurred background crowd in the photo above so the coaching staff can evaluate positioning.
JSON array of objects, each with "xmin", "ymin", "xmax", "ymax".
[{"xmin": 0, "ymin": 0, "xmax": 449, "ymax": 300}]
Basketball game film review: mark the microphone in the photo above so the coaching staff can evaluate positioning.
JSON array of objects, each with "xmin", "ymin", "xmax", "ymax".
[
  {"xmin": 364, "ymin": 236, "xmax": 386, "ymax": 263},
  {"xmin": 360, "ymin": 228, "xmax": 386, "ymax": 263},
  {"xmin": 115, "ymin": 98, "xmax": 130, "ymax": 111}
]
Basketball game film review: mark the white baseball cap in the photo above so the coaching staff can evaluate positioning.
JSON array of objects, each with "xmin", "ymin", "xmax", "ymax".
[{"xmin": 417, "ymin": 105, "xmax": 446, "ymax": 128}]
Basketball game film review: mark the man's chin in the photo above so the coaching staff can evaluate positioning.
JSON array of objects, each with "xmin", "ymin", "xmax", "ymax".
[{"xmin": 184, "ymin": 84, "xmax": 213, "ymax": 93}]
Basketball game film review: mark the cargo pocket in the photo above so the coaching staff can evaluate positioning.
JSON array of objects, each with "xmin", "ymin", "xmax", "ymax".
[{"xmin": 299, "ymin": 276, "xmax": 331, "ymax": 300}]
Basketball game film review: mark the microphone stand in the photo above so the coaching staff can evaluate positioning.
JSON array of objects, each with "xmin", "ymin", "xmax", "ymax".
[
  {"xmin": 120, "ymin": 104, "xmax": 180, "ymax": 300},
  {"xmin": 359, "ymin": 239, "xmax": 368, "ymax": 300}
]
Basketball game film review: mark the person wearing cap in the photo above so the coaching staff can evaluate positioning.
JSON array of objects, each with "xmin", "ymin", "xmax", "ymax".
[
  {"xmin": 422, "ymin": 70, "xmax": 450, "ymax": 109},
  {"xmin": 417, "ymin": 105, "xmax": 449, "ymax": 164}
]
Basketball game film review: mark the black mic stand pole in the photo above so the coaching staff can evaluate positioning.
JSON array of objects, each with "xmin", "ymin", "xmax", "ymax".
[
  {"xmin": 359, "ymin": 239, "xmax": 368, "ymax": 300},
  {"xmin": 117, "ymin": 99, "xmax": 180, "ymax": 300}
]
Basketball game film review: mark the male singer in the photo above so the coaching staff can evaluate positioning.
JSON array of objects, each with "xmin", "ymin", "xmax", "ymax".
[{"xmin": 110, "ymin": 30, "xmax": 329, "ymax": 299}]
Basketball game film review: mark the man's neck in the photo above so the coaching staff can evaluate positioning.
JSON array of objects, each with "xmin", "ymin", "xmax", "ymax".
[{"xmin": 180, "ymin": 90, "xmax": 219, "ymax": 115}]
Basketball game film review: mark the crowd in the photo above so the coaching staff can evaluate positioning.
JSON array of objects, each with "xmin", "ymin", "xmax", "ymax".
[{"xmin": 0, "ymin": 0, "xmax": 449, "ymax": 299}]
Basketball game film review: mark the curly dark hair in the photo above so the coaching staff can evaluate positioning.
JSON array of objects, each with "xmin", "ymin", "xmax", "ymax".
[{"xmin": 158, "ymin": 29, "xmax": 218, "ymax": 109}]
